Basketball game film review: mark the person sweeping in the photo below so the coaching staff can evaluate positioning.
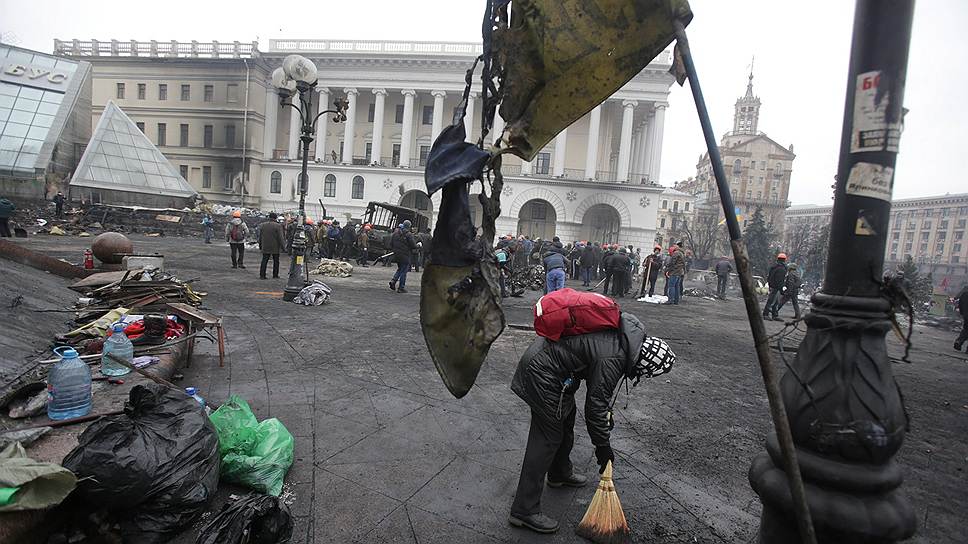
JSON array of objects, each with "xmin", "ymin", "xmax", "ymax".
[{"xmin": 508, "ymin": 289, "xmax": 676, "ymax": 534}]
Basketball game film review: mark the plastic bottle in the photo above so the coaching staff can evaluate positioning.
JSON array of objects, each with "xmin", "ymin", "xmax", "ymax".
[
  {"xmin": 47, "ymin": 347, "xmax": 93, "ymax": 420},
  {"xmin": 185, "ymin": 387, "xmax": 205, "ymax": 407},
  {"xmin": 101, "ymin": 323, "xmax": 133, "ymax": 377}
]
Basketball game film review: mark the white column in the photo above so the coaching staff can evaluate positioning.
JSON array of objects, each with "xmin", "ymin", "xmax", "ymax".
[
  {"xmin": 491, "ymin": 111, "xmax": 505, "ymax": 145},
  {"xmin": 314, "ymin": 87, "xmax": 329, "ymax": 162},
  {"xmin": 617, "ymin": 100, "xmax": 637, "ymax": 182},
  {"xmin": 643, "ymin": 109, "xmax": 657, "ymax": 182},
  {"xmin": 648, "ymin": 103, "xmax": 667, "ymax": 184},
  {"xmin": 584, "ymin": 105, "xmax": 602, "ymax": 180},
  {"xmin": 464, "ymin": 93, "xmax": 476, "ymax": 143},
  {"xmin": 431, "ymin": 90, "xmax": 446, "ymax": 142},
  {"xmin": 553, "ymin": 128, "xmax": 567, "ymax": 177},
  {"xmin": 371, "ymin": 88, "xmax": 386, "ymax": 164},
  {"xmin": 399, "ymin": 89, "xmax": 416, "ymax": 167},
  {"xmin": 340, "ymin": 88, "xmax": 358, "ymax": 164},
  {"xmin": 630, "ymin": 131, "xmax": 640, "ymax": 176},
  {"xmin": 288, "ymin": 103, "xmax": 300, "ymax": 159},
  {"xmin": 263, "ymin": 85, "xmax": 277, "ymax": 159}
]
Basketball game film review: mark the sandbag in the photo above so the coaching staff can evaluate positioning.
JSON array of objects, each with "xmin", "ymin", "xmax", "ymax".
[
  {"xmin": 209, "ymin": 395, "xmax": 294, "ymax": 496},
  {"xmin": 62, "ymin": 384, "xmax": 220, "ymax": 544},
  {"xmin": 0, "ymin": 442, "xmax": 76, "ymax": 512},
  {"xmin": 534, "ymin": 288, "xmax": 620, "ymax": 342},
  {"xmin": 196, "ymin": 493, "xmax": 293, "ymax": 544}
]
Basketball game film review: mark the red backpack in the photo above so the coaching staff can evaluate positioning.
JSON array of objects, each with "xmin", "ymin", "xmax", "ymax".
[{"xmin": 534, "ymin": 288, "xmax": 621, "ymax": 342}]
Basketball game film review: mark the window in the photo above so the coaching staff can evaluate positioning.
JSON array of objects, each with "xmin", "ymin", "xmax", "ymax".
[
  {"xmin": 746, "ymin": 190, "xmax": 752, "ymax": 199},
  {"xmin": 157, "ymin": 123, "xmax": 167, "ymax": 146},
  {"xmin": 351, "ymin": 175, "xmax": 364, "ymax": 199},
  {"xmin": 338, "ymin": 140, "xmax": 345, "ymax": 162},
  {"xmin": 661, "ymin": 199, "xmax": 668, "ymax": 210},
  {"xmin": 940, "ymin": 220, "xmax": 949, "ymax": 230},
  {"xmin": 530, "ymin": 201, "xmax": 547, "ymax": 220},
  {"xmin": 323, "ymin": 174, "xmax": 336, "ymax": 197},
  {"xmin": 959, "ymin": 219, "xmax": 967, "ymax": 228},
  {"xmin": 732, "ymin": 159, "xmax": 742, "ymax": 174},
  {"xmin": 756, "ymin": 191, "xmax": 762, "ymax": 199},
  {"xmin": 956, "ymin": 231, "xmax": 964, "ymax": 240},
  {"xmin": 938, "ymin": 231, "xmax": 947, "ymax": 241},
  {"xmin": 775, "ymin": 163, "xmax": 782, "ymax": 176},
  {"xmin": 364, "ymin": 142, "xmax": 372, "ymax": 163},
  {"xmin": 920, "ymin": 232, "xmax": 929, "ymax": 241},
  {"xmin": 367, "ymin": 103, "xmax": 375, "ymax": 123},
  {"xmin": 935, "ymin": 242, "xmax": 944, "ymax": 252},
  {"xmin": 761, "ymin": 161, "xmax": 766, "ymax": 170},
  {"xmin": 137, "ymin": 83, "xmax": 146, "ymax": 100},
  {"xmin": 202, "ymin": 166, "xmax": 212, "ymax": 188},
  {"xmin": 422, "ymin": 105, "xmax": 433, "ymax": 125},
  {"xmin": 225, "ymin": 125, "xmax": 236, "ymax": 148},
  {"xmin": 535, "ymin": 152, "xmax": 551, "ymax": 175},
  {"xmin": 954, "ymin": 256, "xmax": 961, "ymax": 263},
  {"xmin": 116, "ymin": 83, "xmax": 125, "ymax": 99},
  {"xmin": 179, "ymin": 165, "xmax": 189, "ymax": 179},
  {"xmin": 181, "ymin": 84, "xmax": 190, "ymax": 101},
  {"xmin": 684, "ymin": 202, "xmax": 691, "ymax": 212},
  {"xmin": 224, "ymin": 171, "xmax": 234, "ymax": 190},
  {"xmin": 136, "ymin": 122, "xmax": 145, "ymax": 133},
  {"xmin": 418, "ymin": 145, "xmax": 430, "ymax": 166},
  {"xmin": 226, "ymin": 84, "xmax": 239, "ymax": 103},
  {"xmin": 750, "ymin": 160, "xmax": 756, "ymax": 169},
  {"xmin": 672, "ymin": 200, "xmax": 679, "ymax": 212},
  {"xmin": 923, "ymin": 220, "xmax": 932, "ymax": 230},
  {"xmin": 204, "ymin": 85, "xmax": 214, "ymax": 102},
  {"xmin": 395, "ymin": 104, "xmax": 404, "ymax": 123},
  {"xmin": 180, "ymin": 124, "xmax": 189, "ymax": 146},
  {"xmin": 158, "ymin": 84, "xmax": 167, "ymax": 101},
  {"xmin": 660, "ymin": 218, "xmax": 666, "ymax": 228},
  {"xmin": 954, "ymin": 243, "xmax": 962, "ymax": 252},
  {"xmin": 203, "ymin": 125, "xmax": 213, "ymax": 148},
  {"xmin": 391, "ymin": 143, "xmax": 401, "ymax": 166},
  {"xmin": 270, "ymin": 171, "xmax": 282, "ymax": 193}
]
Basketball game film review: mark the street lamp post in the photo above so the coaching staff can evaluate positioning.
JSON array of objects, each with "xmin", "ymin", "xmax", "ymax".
[
  {"xmin": 749, "ymin": 1, "xmax": 917, "ymax": 541},
  {"xmin": 271, "ymin": 55, "xmax": 348, "ymax": 302}
]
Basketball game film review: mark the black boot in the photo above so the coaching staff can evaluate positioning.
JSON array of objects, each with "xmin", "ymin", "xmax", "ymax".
[{"xmin": 509, "ymin": 513, "xmax": 559, "ymax": 534}]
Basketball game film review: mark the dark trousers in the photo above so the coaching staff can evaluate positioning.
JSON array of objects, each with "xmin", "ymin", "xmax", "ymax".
[
  {"xmin": 957, "ymin": 318, "xmax": 968, "ymax": 348},
  {"xmin": 647, "ymin": 277, "xmax": 658, "ymax": 296},
  {"xmin": 581, "ymin": 266, "xmax": 592, "ymax": 286},
  {"xmin": 0, "ymin": 218, "xmax": 10, "ymax": 237},
  {"xmin": 601, "ymin": 270, "xmax": 614, "ymax": 295},
  {"xmin": 357, "ymin": 247, "xmax": 368, "ymax": 265},
  {"xmin": 511, "ymin": 405, "xmax": 576, "ymax": 516},
  {"xmin": 391, "ymin": 260, "xmax": 410, "ymax": 289},
  {"xmin": 717, "ymin": 275, "xmax": 728, "ymax": 298},
  {"xmin": 775, "ymin": 294, "xmax": 801, "ymax": 318},
  {"xmin": 230, "ymin": 243, "xmax": 245, "ymax": 267},
  {"xmin": 260, "ymin": 253, "xmax": 280, "ymax": 278},
  {"xmin": 763, "ymin": 288, "xmax": 782, "ymax": 317}
]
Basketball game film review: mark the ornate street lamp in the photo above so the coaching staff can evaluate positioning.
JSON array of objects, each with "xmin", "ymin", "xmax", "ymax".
[{"xmin": 271, "ymin": 55, "xmax": 348, "ymax": 301}]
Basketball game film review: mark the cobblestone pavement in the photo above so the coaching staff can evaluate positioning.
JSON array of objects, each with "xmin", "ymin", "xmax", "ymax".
[{"xmin": 18, "ymin": 235, "xmax": 968, "ymax": 543}]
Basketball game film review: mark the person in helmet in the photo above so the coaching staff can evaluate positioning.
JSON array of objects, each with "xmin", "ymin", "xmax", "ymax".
[
  {"xmin": 224, "ymin": 210, "xmax": 249, "ymax": 269},
  {"xmin": 763, "ymin": 253, "xmax": 789, "ymax": 321},
  {"xmin": 774, "ymin": 263, "xmax": 803, "ymax": 319},
  {"xmin": 509, "ymin": 313, "xmax": 675, "ymax": 534},
  {"xmin": 640, "ymin": 245, "xmax": 664, "ymax": 297}
]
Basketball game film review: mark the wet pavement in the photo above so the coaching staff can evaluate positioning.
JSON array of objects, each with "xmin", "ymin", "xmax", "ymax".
[{"xmin": 12, "ymin": 234, "xmax": 968, "ymax": 543}]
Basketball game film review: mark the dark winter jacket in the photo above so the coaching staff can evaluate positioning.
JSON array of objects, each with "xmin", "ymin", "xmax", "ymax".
[
  {"xmin": 957, "ymin": 290, "xmax": 968, "ymax": 319},
  {"xmin": 579, "ymin": 246, "xmax": 596, "ymax": 267},
  {"xmin": 715, "ymin": 259, "xmax": 733, "ymax": 277},
  {"xmin": 605, "ymin": 252, "xmax": 629, "ymax": 271},
  {"xmin": 542, "ymin": 251, "xmax": 567, "ymax": 271},
  {"xmin": 258, "ymin": 220, "xmax": 286, "ymax": 254},
  {"xmin": 665, "ymin": 250, "xmax": 685, "ymax": 276},
  {"xmin": 767, "ymin": 262, "xmax": 788, "ymax": 289},
  {"xmin": 782, "ymin": 271, "xmax": 802, "ymax": 296},
  {"xmin": 341, "ymin": 224, "xmax": 357, "ymax": 245},
  {"xmin": 511, "ymin": 313, "xmax": 647, "ymax": 447},
  {"xmin": 390, "ymin": 229, "xmax": 417, "ymax": 261},
  {"xmin": 643, "ymin": 254, "xmax": 663, "ymax": 280},
  {"xmin": 0, "ymin": 198, "xmax": 14, "ymax": 219},
  {"xmin": 592, "ymin": 246, "xmax": 603, "ymax": 266}
]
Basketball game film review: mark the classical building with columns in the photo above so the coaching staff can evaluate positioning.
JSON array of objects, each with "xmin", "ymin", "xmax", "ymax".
[{"xmin": 55, "ymin": 38, "xmax": 675, "ymax": 248}]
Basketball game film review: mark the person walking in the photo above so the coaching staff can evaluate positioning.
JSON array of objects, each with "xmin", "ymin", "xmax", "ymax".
[
  {"xmin": 641, "ymin": 246, "xmax": 663, "ymax": 297},
  {"xmin": 955, "ymin": 286, "xmax": 968, "ymax": 352},
  {"xmin": 542, "ymin": 247, "xmax": 567, "ymax": 294},
  {"xmin": 327, "ymin": 220, "xmax": 343, "ymax": 260},
  {"xmin": 579, "ymin": 243, "xmax": 595, "ymax": 287},
  {"xmin": 0, "ymin": 197, "xmax": 14, "ymax": 238},
  {"xmin": 664, "ymin": 245, "xmax": 686, "ymax": 305},
  {"xmin": 356, "ymin": 224, "xmax": 371, "ymax": 266},
  {"xmin": 258, "ymin": 212, "xmax": 286, "ymax": 279},
  {"xmin": 508, "ymin": 312, "xmax": 675, "ymax": 534},
  {"xmin": 201, "ymin": 214, "xmax": 214, "ymax": 244},
  {"xmin": 763, "ymin": 253, "xmax": 789, "ymax": 321},
  {"xmin": 53, "ymin": 191, "xmax": 65, "ymax": 219},
  {"xmin": 774, "ymin": 262, "xmax": 803, "ymax": 319},
  {"xmin": 225, "ymin": 210, "xmax": 249, "ymax": 269},
  {"xmin": 389, "ymin": 222, "xmax": 418, "ymax": 293},
  {"xmin": 715, "ymin": 257, "xmax": 733, "ymax": 300}
]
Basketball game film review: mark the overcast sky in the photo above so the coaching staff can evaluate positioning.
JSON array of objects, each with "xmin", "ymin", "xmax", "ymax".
[{"xmin": 1, "ymin": 0, "xmax": 962, "ymax": 205}]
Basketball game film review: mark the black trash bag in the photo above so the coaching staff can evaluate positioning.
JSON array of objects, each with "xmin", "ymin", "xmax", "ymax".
[
  {"xmin": 196, "ymin": 493, "xmax": 293, "ymax": 544},
  {"xmin": 62, "ymin": 383, "xmax": 220, "ymax": 543}
]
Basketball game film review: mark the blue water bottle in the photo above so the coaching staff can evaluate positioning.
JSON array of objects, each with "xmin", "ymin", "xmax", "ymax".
[
  {"xmin": 185, "ymin": 387, "xmax": 205, "ymax": 407},
  {"xmin": 101, "ymin": 323, "xmax": 133, "ymax": 377},
  {"xmin": 47, "ymin": 347, "xmax": 93, "ymax": 420}
]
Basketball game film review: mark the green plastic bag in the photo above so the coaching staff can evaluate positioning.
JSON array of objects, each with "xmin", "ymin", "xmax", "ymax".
[{"xmin": 209, "ymin": 395, "xmax": 294, "ymax": 496}]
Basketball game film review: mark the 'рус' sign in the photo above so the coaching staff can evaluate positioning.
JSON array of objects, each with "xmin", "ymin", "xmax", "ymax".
[{"xmin": 1, "ymin": 63, "xmax": 71, "ymax": 92}]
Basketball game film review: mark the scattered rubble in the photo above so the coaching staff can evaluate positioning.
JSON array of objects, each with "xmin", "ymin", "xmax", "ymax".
[{"xmin": 310, "ymin": 258, "xmax": 353, "ymax": 277}]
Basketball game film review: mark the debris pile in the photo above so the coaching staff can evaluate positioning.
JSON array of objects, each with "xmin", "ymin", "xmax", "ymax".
[
  {"xmin": 683, "ymin": 287, "xmax": 719, "ymax": 300},
  {"xmin": 310, "ymin": 259, "xmax": 353, "ymax": 277},
  {"xmin": 509, "ymin": 265, "xmax": 546, "ymax": 294},
  {"xmin": 293, "ymin": 280, "xmax": 332, "ymax": 306}
]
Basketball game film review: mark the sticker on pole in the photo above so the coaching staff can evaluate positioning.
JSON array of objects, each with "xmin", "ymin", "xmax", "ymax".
[
  {"xmin": 850, "ymin": 70, "xmax": 901, "ymax": 153},
  {"xmin": 846, "ymin": 162, "xmax": 894, "ymax": 202}
]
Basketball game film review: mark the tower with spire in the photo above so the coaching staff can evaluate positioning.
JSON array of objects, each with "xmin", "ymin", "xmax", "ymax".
[{"xmin": 732, "ymin": 63, "xmax": 761, "ymax": 134}]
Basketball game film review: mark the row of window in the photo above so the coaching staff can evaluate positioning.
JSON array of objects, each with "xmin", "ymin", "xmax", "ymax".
[
  {"xmin": 732, "ymin": 159, "xmax": 783, "ymax": 176},
  {"xmin": 176, "ymin": 164, "xmax": 232, "ymax": 190},
  {"xmin": 895, "ymin": 218, "xmax": 968, "ymax": 231},
  {"xmin": 269, "ymin": 171, "xmax": 365, "ymax": 200},
  {"xmin": 133, "ymin": 121, "xmax": 235, "ymax": 149},
  {"xmin": 730, "ymin": 188, "xmax": 782, "ymax": 204},
  {"xmin": 892, "ymin": 206, "xmax": 968, "ymax": 220},
  {"xmin": 659, "ymin": 200, "xmax": 691, "ymax": 212},
  {"xmin": 116, "ymin": 82, "xmax": 240, "ymax": 103}
]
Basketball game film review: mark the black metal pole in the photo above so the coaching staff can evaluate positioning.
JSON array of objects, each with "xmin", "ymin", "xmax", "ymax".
[
  {"xmin": 672, "ymin": 20, "xmax": 817, "ymax": 544},
  {"xmin": 283, "ymin": 88, "xmax": 313, "ymax": 302},
  {"xmin": 749, "ymin": 1, "xmax": 917, "ymax": 542}
]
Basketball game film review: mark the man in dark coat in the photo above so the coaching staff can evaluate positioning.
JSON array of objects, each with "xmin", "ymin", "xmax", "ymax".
[
  {"xmin": 774, "ymin": 263, "xmax": 803, "ymax": 319},
  {"xmin": 579, "ymin": 244, "xmax": 596, "ymax": 287},
  {"xmin": 258, "ymin": 212, "xmax": 286, "ymax": 279},
  {"xmin": 389, "ymin": 222, "xmax": 418, "ymax": 293},
  {"xmin": 641, "ymin": 245, "xmax": 663, "ymax": 297},
  {"xmin": 591, "ymin": 241, "xmax": 603, "ymax": 280},
  {"xmin": 763, "ymin": 253, "xmax": 788, "ymax": 320},
  {"xmin": 53, "ymin": 191, "xmax": 65, "ymax": 218},
  {"xmin": 663, "ymin": 245, "xmax": 686, "ymax": 305},
  {"xmin": 715, "ymin": 257, "xmax": 733, "ymax": 300},
  {"xmin": 340, "ymin": 222, "xmax": 357, "ymax": 261},
  {"xmin": 953, "ymin": 286, "xmax": 968, "ymax": 352},
  {"xmin": 603, "ymin": 247, "xmax": 628, "ymax": 297},
  {"xmin": 508, "ymin": 314, "xmax": 675, "ymax": 534}
]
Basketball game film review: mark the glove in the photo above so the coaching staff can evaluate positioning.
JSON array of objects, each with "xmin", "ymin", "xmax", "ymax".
[{"xmin": 595, "ymin": 444, "xmax": 614, "ymax": 474}]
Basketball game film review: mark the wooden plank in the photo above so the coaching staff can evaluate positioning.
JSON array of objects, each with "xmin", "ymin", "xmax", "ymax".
[
  {"xmin": 166, "ymin": 302, "xmax": 220, "ymax": 325},
  {"xmin": 70, "ymin": 270, "xmax": 130, "ymax": 291}
]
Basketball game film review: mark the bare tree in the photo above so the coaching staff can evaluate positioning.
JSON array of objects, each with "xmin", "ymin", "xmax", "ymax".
[
  {"xmin": 676, "ymin": 209, "xmax": 727, "ymax": 264},
  {"xmin": 785, "ymin": 223, "xmax": 814, "ymax": 263}
]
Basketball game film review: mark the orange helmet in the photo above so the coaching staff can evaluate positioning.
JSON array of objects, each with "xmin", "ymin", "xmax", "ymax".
[
  {"xmin": 363, "ymin": 224, "xmax": 372, "ymax": 231},
  {"xmin": 232, "ymin": 210, "xmax": 242, "ymax": 218},
  {"xmin": 305, "ymin": 217, "xmax": 314, "ymax": 225},
  {"xmin": 777, "ymin": 253, "xmax": 787, "ymax": 260}
]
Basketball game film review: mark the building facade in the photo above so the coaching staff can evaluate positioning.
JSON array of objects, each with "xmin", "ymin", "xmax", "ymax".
[
  {"xmin": 677, "ymin": 73, "xmax": 795, "ymax": 231},
  {"xmin": 784, "ymin": 194, "xmax": 968, "ymax": 294},
  {"xmin": 55, "ymin": 38, "xmax": 676, "ymax": 249},
  {"xmin": 655, "ymin": 187, "xmax": 696, "ymax": 248}
]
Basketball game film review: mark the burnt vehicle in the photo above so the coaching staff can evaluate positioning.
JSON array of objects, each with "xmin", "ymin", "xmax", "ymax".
[{"xmin": 360, "ymin": 201, "xmax": 431, "ymax": 261}]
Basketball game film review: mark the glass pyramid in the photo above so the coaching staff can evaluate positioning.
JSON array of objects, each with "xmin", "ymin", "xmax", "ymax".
[{"xmin": 70, "ymin": 101, "xmax": 197, "ymax": 198}]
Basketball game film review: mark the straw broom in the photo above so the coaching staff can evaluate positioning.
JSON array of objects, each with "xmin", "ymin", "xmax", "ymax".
[{"xmin": 576, "ymin": 461, "xmax": 630, "ymax": 544}]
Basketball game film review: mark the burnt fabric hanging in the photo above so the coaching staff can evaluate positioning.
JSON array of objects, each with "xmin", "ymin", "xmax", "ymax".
[{"xmin": 493, "ymin": 0, "xmax": 692, "ymax": 160}]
